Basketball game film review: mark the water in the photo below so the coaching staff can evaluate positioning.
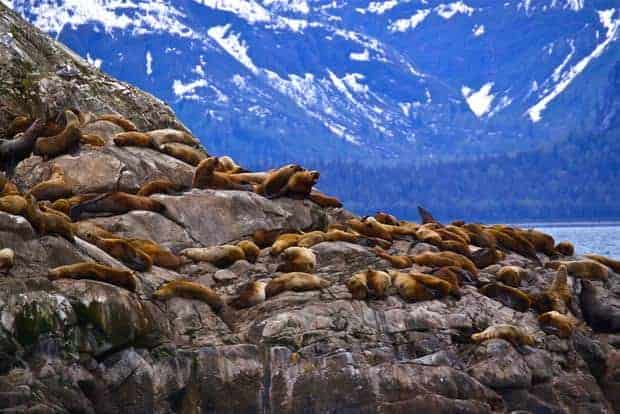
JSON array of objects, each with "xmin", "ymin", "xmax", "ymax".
[{"xmin": 518, "ymin": 222, "xmax": 620, "ymax": 259}]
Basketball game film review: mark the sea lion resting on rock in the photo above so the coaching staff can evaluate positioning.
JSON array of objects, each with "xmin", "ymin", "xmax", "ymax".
[
  {"xmin": 229, "ymin": 281, "xmax": 268, "ymax": 309},
  {"xmin": 530, "ymin": 265, "xmax": 572, "ymax": 314},
  {"xmin": 555, "ymin": 241, "xmax": 574, "ymax": 256},
  {"xmin": 159, "ymin": 142, "xmax": 207, "ymax": 166},
  {"xmin": 583, "ymin": 254, "xmax": 620, "ymax": 274},
  {"xmin": 148, "ymin": 129, "xmax": 199, "ymax": 149},
  {"xmin": 546, "ymin": 260, "xmax": 609, "ymax": 280},
  {"xmin": 325, "ymin": 229, "xmax": 359, "ymax": 243},
  {"xmin": 347, "ymin": 268, "xmax": 391, "ymax": 300},
  {"xmin": 347, "ymin": 217, "xmax": 392, "ymax": 241},
  {"xmin": 69, "ymin": 192, "xmax": 167, "ymax": 220},
  {"xmin": 479, "ymin": 283, "xmax": 531, "ymax": 312},
  {"xmin": 216, "ymin": 156, "xmax": 245, "ymax": 173},
  {"xmin": 25, "ymin": 195, "xmax": 74, "ymax": 242},
  {"xmin": 113, "ymin": 132, "xmax": 153, "ymax": 148},
  {"xmin": 181, "ymin": 245, "xmax": 245, "ymax": 268},
  {"xmin": 297, "ymin": 231, "xmax": 326, "ymax": 248},
  {"xmin": 270, "ymin": 170, "xmax": 319, "ymax": 199},
  {"xmin": 51, "ymin": 194, "xmax": 100, "ymax": 215},
  {"xmin": 413, "ymin": 251, "xmax": 478, "ymax": 276},
  {"xmin": 254, "ymin": 164, "xmax": 303, "ymax": 197},
  {"xmin": 410, "ymin": 272, "xmax": 459, "ymax": 298},
  {"xmin": 153, "ymin": 280, "xmax": 223, "ymax": 311},
  {"xmin": 496, "ymin": 266, "xmax": 528, "ymax": 287},
  {"xmin": 265, "ymin": 272, "xmax": 330, "ymax": 298},
  {"xmin": 389, "ymin": 270, "xmax": 438, "ymax": 302},
  {"xmin": 253, "ymin": 228, "xmax": 297, "ymax": 249},
  {"xmin": 0, "ymin": 248, "xmax": 14, "ymax": 273},
  {"xmin": 76, "ymin": 230, "xmax": 152, "ymax": 272},
  {"xmin": 192, "ymin": 157, "xmax": 253, "ymax": 191},
  {"xmin": 0, "ymin": 118, "xmax": 45, "ymax": 168},
  {"xmin": 48, "ymin": 262, "xmax": 136, "ymax": 291},
  {"xmin": 538, "ymin": 311, "xmax": 578, "ymax": 338},
  {"xmin": 237, "ymin": 240, "xmax": 260, "ymax": 263},
  {"xmin": 0, "ymin": 194, "xmax": 28, "ymax": 216},
  {"xmin": 374, "ymin": 212, "xmax": 399, "ymax": 226},
  {"xmin": 308, "ymin": 190, "xmax": 342, "ymax": 208},
  {"xmin": 471, "ymin": 248, "xmax": 504, "ymax": 269},
  {"xmin": 136, "ymin": 179, "xmax": 186, "ymax": 197},
  {"xmin": 471, "ymin": 324, "xmax": 535, "ymax": 346},
  {"xmin": 373, "ymin": 247, "xmax": 413, "ymax": 269},
  {"xmin": 127, "ymin": 239, "xmax": 185, "ymax": 270},
  {"xmin": 96, "ymin": 114, "xmax": 137, "ymax": 132},
  {"xmin": 33, "ymin": 111, "xmax": 82, "ymax": 159},
  {"xmin": 29, "ymin": 164, "xmax": 73, "ymax": 202},
  {"xmin": 270, "ymin": 233, "xmax": 302, "ymax": 256},
  {"xmin": 277, "ymin": 247, "xmax": 316, "ymax": 273}
]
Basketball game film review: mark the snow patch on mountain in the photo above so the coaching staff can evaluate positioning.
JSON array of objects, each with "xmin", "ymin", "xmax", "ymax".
[
  {"xmin": 527, "ymin": 9, "xmax": 619, "ymax": 122},
  {"xmin": 435, "ymin": 2, "xmax": 474, "ymax": 19},
  {"xmin": 462, "ymin": 82, "xmax": 495, "ymax": 117},
  {"xmin": 349, "ymin": 48, "xmax": 370, "ymax": 61},
  {"xmin": 208, "ymin": 24, "xmax": 258, "ymax": 74},
  {"xmin": 262, "ymin": 0, "xmax": 310, "ymax": 14},
  {"xmin": 356, "ymin": 0, "xmax": 398, "ymax": 15},
  {"xmin": 194, "ymin": 0, "xmax": 271, "ymax": 24},
  {"xmin": 85, "ymin": 53, "xmax": 102, "ymax": 69},
  {"xmin": 473, "ymin": 24, "xmax": 485, "ymax": 36},
  {"xmin": 390, "ymin": 9, "xmax": 430, "ymax": 32},
  {"xmin": 173, "ymin": 79, "xmax": 208, "ymax": 100},
  {"xmin": 146, "ymin": 51, "xmax": 153, "ymax": 76},
  {"xmin": 551, "ymin": 40, "xmax": 575, "ymax": 82}
]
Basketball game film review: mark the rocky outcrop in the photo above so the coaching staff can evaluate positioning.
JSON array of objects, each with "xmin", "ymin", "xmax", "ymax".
[{"xmin": 0, "ymin": 5, "xmax": 619, "ymax": 414}]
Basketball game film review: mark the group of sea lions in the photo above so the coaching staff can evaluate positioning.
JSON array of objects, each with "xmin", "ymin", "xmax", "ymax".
[{"xmin": 1, "ymin": 110, "xmax": 618, "ymax": 347}]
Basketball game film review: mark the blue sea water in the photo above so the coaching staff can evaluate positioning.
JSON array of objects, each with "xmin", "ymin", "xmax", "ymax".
[{"xmin": 522, "ymin": 222, "xmax": 620, "ymax": 259}]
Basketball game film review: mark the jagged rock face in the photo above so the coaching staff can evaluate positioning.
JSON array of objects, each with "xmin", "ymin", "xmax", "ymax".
[{"xmin": 0, "ymin": 6, "xmax": 619, "ymax": 414}]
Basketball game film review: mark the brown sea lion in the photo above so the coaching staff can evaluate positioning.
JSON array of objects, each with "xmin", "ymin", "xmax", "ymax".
[
  {"xmin": 229, "ymin": 281, "xmax": 268, "ymax": 309},
  {"xmin": 69, "ymin": 192, "xmax": 167, "ymax": 220},
  {"xmin": 415, "ymin": 226, "xmax": 442, "ymax": 245},
  {"xmin": 73, "ymin": 221, "xmax": 116, "ymax": 239},
  {"xmin": 192, "ymin": 157, "xmax": 253, "ymax": 191},
  {"xmin": 438, "ymin": 240, "xmax": 471, "ymax": 257},
  {"xmin": 555, "ymin": 241, "xmax": 575, "ymax": 257},
  {"xmin": 25, "ymin": 195, "xmax": 74, "ymax": 241},
  {"xmin": 479, "ymin": 283, "xmax": 531, "ymax": 312},
  {"xmin": 228, "ymin": 172, "xmax": 268, "ymax": 186},
  {"xmin": 215, "ymin": 156, "xmax": 245, "ymax": 173},
  {"xmin": 153, "ymin": 280, "xmax": 223, "ymax": 311},
  {"xmin": 389, "ymin": 270, "xmax": 436, "ymax": 302},
  {"xmin": 96, "ymin": 114, "xmax": 137, "ymax": 132},
  {"xmin": 489, "ymin": 227, "xmax": 540, "ymax": 263},
  {"xmin": 347, "ymin": 217, "xmax": 392, "ymax": 241},
  {"xmin": 417, "ymin": 206, "xmax": 438, "ymax": 224},
  {"xmin": 431, "ymin": 266, "xmax": 463, "ymax": 289},
  {"xmin": 374, "ymin": 212, "xmax": 399, "ymax": 226},
  {"xmin": 0, "ymin": 118, "xmax": 45, "ymax": 169},
  {"xmin": 347, "ymin": 268, "xmax": 391, "ymax": 300},
  {"xmin": 136, "ymin": 179, "xmax": 186, "ymax": 197},
  {"xmin": 373, "ymin": 247, "xmax": 413, "ymax": 268},
  {"xmin": 113, "ymin": 131, "xmax": 152, "ymax": 147},
  {"xmin": 0, "ymin": 248, "xmax": 15, "ymax": 273},
  {"xmin": 253, "ymin": 228, "xmax": 299, "ymax": 248},
  {"xmin": 270, "ymin": 233, "xmax": 302, "ymax": 256},
  {"xmin": 531, "ymin": 265, "xmax": 572, "ymax": 314},
  {"xmin": 521, "ymin": 229, "xmax": 556, "ymax": 256},
  {"xmin": 51, "ymin": 193, "xmax": 99, "ymax": 215},
  {"xmin": 325, "ymin": 229, "xmax": 359, "ymax": 243},
  {"xmin": 254, "ymin": 164, "xmax": 303, "ymax": 197},
  {"xmin": 308, "ymin": 190, "xmax": 342, "ymax": 208},
  {"xmin": 0, "ymin": 195, "xmax": 28, "ymax": 215},
  {"xmin": 546, "ymin": 260, "xmax": 609, "ymax": 280},
  {"xmin": 33, "ymin": 111, "xmax": 81, "ymax": 159},
  {"xmin": 409, "ymin": 272, "xmax": 459, "ymax": 298},
  {"xmin": 1, "ymin": 181, "xmax": 19, "ymax": 196},
  {"xmin": 413, "ymin": 251, "xmax": 478, "ymax": 276},
  {"xmin": 180, "ymin": 245, "xmax": 245, "ymax": 268},
  {"xmin": 496, "ymin": 266, "xmax": 528, "ymax": 287},
  {"xmin": 237, "ymin": 240, "xmax": 260, "ymax": 263},
  {"xmin": 277, "ymin": 247, "xmax": 316, "ymax": 273},
  {"xmin": 462, "ymin": 224, "xmax": 497, "ymax": 249},
  {"xmin": 78, "ymin": 232, "xmax": 152, "ymax": 272},
  {"xmin": 127, "ymin": 239, "xmax": 185, "ymax": 270},
  {"xmin": 80, "ymin": 133, "xmax": 106, "ymax": 147},
  {"xmin": 159, "ymin": 142, "xmax": 207, "ymax": 166},
  {"xmin": 265, "ymin": 272, "xmax": 330, "ymax": 298},
  {"xmin": 48, "ymin": 262, "xmax": 136, "ymax": 291},
  {"xmin": 29, "ymin": 164, "xmax": 74, "ymax": 202},
  {"xmin": 471, "ymin": 248, "xmax": 504, "ymax": 269},
  {"xmin": 297, "ymin": 231, "xmax": 326, "ymax": 248},
  {"xmin": 538, "ymin": 311, "xmax": 578, "ymax": 338},
  {"xmin": 148, "ymin": 129, "xmax": 199, "ymax": 148},
  {"xmin": 583, "ymin": 254, "xmax": 620, "ymax": 274},
  {"xmin": 275, "ymin": 170, "xmax": 319, "ymax": 198},
  {"xmin": 436, "ymin": 228, "xmax": 469, "ymax": 246},
  {"xmin": 471, "ymin": 324, "xmax": 535, "ymax": 346},
  {"xmin": 5, "ymin": 115, "xmax": 32, "ymax": 137},
  {"xmin": 445, "ymin": 225, "xmax": 472, "ymax": 244}
]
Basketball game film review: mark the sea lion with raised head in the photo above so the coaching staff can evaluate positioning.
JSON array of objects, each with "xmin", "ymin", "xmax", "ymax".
[
  {"xmin": 33, "ymin": 111, "xmax": 81, "ymax": 159},
  {"xmin": 254, "ymin": 164, "xmax": 303, "ymax": 197}
]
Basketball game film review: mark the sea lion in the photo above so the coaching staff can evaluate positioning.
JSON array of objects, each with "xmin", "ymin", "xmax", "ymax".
[
  {"xmin": 0, "ymin": 118, "xmax": 45, "ymax": 169},
  {"xmin": 215, "ymin": 156, "xmax": 245, "ymax": 173},
  {"xmin": 431, "ymin": 266, "xmax": 463, "ymax": 289},
  {"xmin": 479, "ymin": 283, "xmax": 531, "ymax": 312},
  {"xmin": 438, "ymin": 240, "xmax": 471, "ymax": 257},
  {"xmin": 237, "ymin": 240, "xmax": 260, "ymax": 263},
  {"xmin": 1, "ymin": 181, "xmax": 19, "ymax": 196},
  {"xmin": 583, "ymin": 254, "xmax": 620, "ymax": 274},
  {"xmin": 347, "ymin": 268, "xmax": 391, "ymax": 300},
  {"xmin": 436, "ymin": 228, "xmax": 469, "ymax": 246},
  {"xmin": 80, "ymin": 133, "xmax": 106, "ymax": 147},
  {"xmin": 78, "ymin": 232, "xmax": 152, "ymax": 272},
  {"xmin": 409, "ymin": 272, "xmax": 459, "ymax": 298},
  {"xmin": 445, "ymin": 225, "xmax": 471, "ymax": 245},
  {"xmin": 69, "ymin": 192, "xmax": 167, "ymax": 220},
  {"xmin": 373, "ymin": 247, "xmax": 413, "ymax": 269},
  {"xmin": 538, "ymin": 311, "xmax": 578, "ymax": 338},
  {"xmin": 415, "ymin": 226, "xmax": 442, "ymax": 245},
  {"xmin": 73, "ymin": 221, "xmax": 116, "ymax": 239},
  {"xmin": 253, "ymin": 228, "xmax": 298, "ymax": 249},
  {"xmin": 488, "ymin": 227, "xmax": 539, "ymax": 263},
  {"xmin": 33, "ymin": 111, "xmax": 81, "ymax": 159},
  {"xmin": 496, "ymin": 266, "xmax": 528, "ymax": 287},
  {"xmin": 546, "ymin": 260, "xmax": 609, "ymax": 280},
  {"xmin": 153, "ymin": 280, "xmax": 223, "ymax": 311},
  {"xmin": 521, "ymin": 229, "xmax": 556, "ymax": 256},
  {"xmin": 5, "ymin": 115, "xmax": 32, "ymax": 137},
  {"xmin": 277, "ymin": 247, "xmax": 316, "ymax": 273},
  {"xmin": 308, "ymin": 190, "xmax": 342, "ymax": 208},
  {"xmin": 159, "ymin": 142, "xmax": 207, "ymax": 166},
  {"xmin": 254, "ymin": 164, "xmax": 303, "ymax": 197},
  {"xmin": 113, "ymin": 131, "xmax": 152, "ymax": 147},
  {"xmin": 325, "ymin": 229, "xmax": 359, "ymax": 243},
  {"xmin": 270, "ymin": 233, "xmax": 302, "ymax": 256},
  {"xmin": 48, "ymin": 262, "xmax": 136, "ymax": 291},
  {"xmin": 413, "ymin": 251, "xmax": 478, "ymax": 276},
  {"xmin": 462, "ymin": 224, "xmax": 497, "ymax": 249},
  {"xmin": 0, "ymin": 195, "xmax": 28, "ymax": 215},
  {"xmin": 192, "ymin": 157, "xmax": 253, "ymax": 191},
  {"xmin": 297, "ymin": 231, "xmax": 326, "ymax": 248},
  {"xmin": 136, "ymin": 179, "xmax": 186, "ymax": 197},
  {"xmin": 389, "ymin": 270, "xmax": 436, "ymax": 302},
  {"xmin": 180, "ymin": 245, "xmax": 245, "ymax": 268},
  {"xmin": 471, "ymin": 324, "xmax": 535, "ymax": 346},
  {"xmin": 274, "ymin": 170, "xmax": 319, "ymax": 198},
  {"xmin": 471, "ymin": 248, "xmax": 504, "ymax": 269},
  {"xmin": 0, "ymin": 248, "xmax": 14, "ymax": 273},
  {"xmin": 229, "ymin": 281, "xmax": 267, "ymax": 309},
  {"xmin": 374, "ymin": 212, "xmax": 399, "ymax": 226},
  {"xmin": 265, "ymin": 272, "xmax": 330, "ymax": 298},
  {"xmin": 228, "ymin": 172, "xmax": 268, "ymax": 186},
  {"xmin": 24, "ymin": 195, "xmax": 74, "ymax": 241},
  {"xmin": 555, "ymin": 241, "xmax": 575, "ymax": 257},
  {"xmin": 127, "ymin": 239, "xmax": 185, "ymax": 270},
  {"xmin": 531, "ymin": 265, "xmax": 572, "ymax": 314},
  {"xmin": 96, "ymin": 114, "xmax": 137, "ymax": 132},
  {"xmin": 347, "ymin": 217, "xmax": 392, "ymax": 241},
  {"xmin": 417, "ymin": 206, "xmax": 438, "ymax": 224},
  {"xmin": 148, "ymin": 129, "xmax": 199, "ymax": 148},
  {"xmin": 29, "ymin": 164, "xmax": 74, "ymax": 202},
  {"xmin": 51, "ymin": 194, "xmax": 99, "ymax": 215},
  {"xmin": 580, "ymin": 280, "xmax": 620, "ymax": 332}
]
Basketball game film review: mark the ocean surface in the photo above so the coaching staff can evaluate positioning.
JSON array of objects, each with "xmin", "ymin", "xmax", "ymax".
[{"xmin": 517, "ymin": 222, "xmax": 620, "ymax": 259}]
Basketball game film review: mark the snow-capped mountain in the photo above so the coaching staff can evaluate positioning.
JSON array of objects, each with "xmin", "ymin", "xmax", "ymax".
[{"xmin": 3, "ymin": 0, "xmax": 620, "ymax": 165}]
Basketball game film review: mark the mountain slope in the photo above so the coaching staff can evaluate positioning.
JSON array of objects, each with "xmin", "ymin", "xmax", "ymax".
[{"xmin": 4, "ymin": 0, "xmax": 620, "ymax": 165}]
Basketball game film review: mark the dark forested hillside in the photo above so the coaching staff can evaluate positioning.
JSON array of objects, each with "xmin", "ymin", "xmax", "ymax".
[{"xmin": 247, "ymin": 128, "xmax": 620, "ymax": 222}]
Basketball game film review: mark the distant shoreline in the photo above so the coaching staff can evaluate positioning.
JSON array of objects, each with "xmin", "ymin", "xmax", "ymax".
[{"xmin": 509, "ymin": 221, "xmax": 620, "ymax": 228}]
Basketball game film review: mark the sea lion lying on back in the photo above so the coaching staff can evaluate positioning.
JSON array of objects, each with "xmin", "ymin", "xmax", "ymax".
[
  {"xmin": 0, "ymin": 118, "xmax": 45, "ymax": 170},
  {"xmin": 34, "ymin": 111, "xmax": 82, "ymax": 159},
  {"xmin": 69, "ymin": 192, "xmax": 167, "ymax": 220},
  {"xmin": 29, "ymin": 164, "xmax": 74, "ymax": 202}
]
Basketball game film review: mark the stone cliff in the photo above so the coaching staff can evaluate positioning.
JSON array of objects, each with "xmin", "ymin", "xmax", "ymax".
[{"xmin": 0, "ymin": 5, "xmax": 619, "ymax": 414}]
